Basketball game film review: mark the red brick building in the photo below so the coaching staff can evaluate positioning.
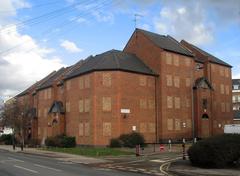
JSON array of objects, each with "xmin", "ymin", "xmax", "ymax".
[{"xmin": 16, "ymin": 29, "xmax": 233, "ymax": 145}]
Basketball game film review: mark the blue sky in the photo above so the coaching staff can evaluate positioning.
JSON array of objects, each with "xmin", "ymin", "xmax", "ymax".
[{"xmin": 0, "ymin": 0, "xmax": 240, "ymax": 99}]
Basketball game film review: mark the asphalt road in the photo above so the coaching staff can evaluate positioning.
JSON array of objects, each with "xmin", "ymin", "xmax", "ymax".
[{"xmin": 0, "ymin": 150, "xmax": 145, "ymax": 176}]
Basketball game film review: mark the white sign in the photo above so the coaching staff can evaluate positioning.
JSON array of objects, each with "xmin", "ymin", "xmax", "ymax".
[
  {"xmin": 121, "ymin": 109, "xmax": 130, "ymax": 114},
  {"xmin": 132, "ymin": 126, "xmax": 136, "ymax": 131}
]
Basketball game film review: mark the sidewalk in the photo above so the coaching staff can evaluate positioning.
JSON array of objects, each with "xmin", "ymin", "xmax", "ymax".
[
  {"xmin": 169, "ymin": 159, "xmax": 240, "ymax": 176},
  {"xmin": 0, "ymin": 145, "xmax": 107, "ymax": 164}
]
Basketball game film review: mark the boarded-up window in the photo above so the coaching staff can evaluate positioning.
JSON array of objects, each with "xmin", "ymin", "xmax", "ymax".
[
  {"xmin": 85, "ymin": 122, "xmax": 90, "ymax": 136},
  {"xmin": 174, "ymin": 76, "xmax": 180, "ymax": 88},
  {"xmin": 225, "ymin": 68, "xmax": 229, "ymax": 77},
  {"xmin": 220, "ymin": 84, "xmax": 224, "ymax": 94},
  {"xmin": 226, "ymin": 103, "xmax": 230, "ymax": 112},
  {"xmin": 103, "ymin": 122, "xmax": 111, "ymax": 136},
  {"xmin": 44, "ymin": 108, "xmax": 48, "ymax": 118},
  {"xmin": 148, "ymin": 99, "xmax": 155, "ymax": 109},
  {"xmin": 225, "ymin": 85, "xmax": 229, "ymax": 95},
  {"xmin": 185, "ymin": 58, "xmax": 191, "ymax": 67},
  {"xmin": 220, "ymin": 67, "xmax": 224, "ymax": 76},
  {"xmin": 44, "ymin": 90, "xmax": 47, "ymax": 100},
  {"xmin": 148, "ymin": 123, "xmax": 155, "ymax": 133},
  {"xmin": 221, "ymin": 102, "xmax": 226, "ymax": 112},
  {"xmin": 140, "ymin": 123, "xmax": 147, "ymax": 133},
  {"xmin": 167, "ymin": 96, "xmax": 173, "ymax": 108},
  {"xmin": 186, "ymin": 98, "xmax": 190, "ymax": 108},
  {"xmin": 66, "ymin": 102, "xmax": 70, "ymax": 113},
  {"xmin": 102, "ymin": 97, "xmax": 111, "ymax": 111},
  {"xmin": 175, "ymin": 119, "xmax": 181, "ymax": 130},
  {"xmin": 47, "ymin": 89, "xmax": 52, "ymax": 99},
  {"xmin": 148, "ymin": 78, "xmax": 154, "ymax": 87},
  {"xmin": 186, "ymin": 78, "xmax": 191, "ymax": 87},
  {"xmin": 79, "ymin": 123, "xmax": 84, "ymax": 136},
  {"xmin": 186, "ymin": 119, "xmax": 191, "ymax": 128},
  {"xmin": 66, "ymin": 80, "xmax": 71, "ymax": 90},
  {"xmin": 140, "ymin": 99, "xmax": 147, "ymax": 109},
  {"xmin": 139, "ymin": 76, "xmax": 146, "ymax": 86},
  {"xmin": 166, "ymin": 53, "xmax": 172, "ymax": 65},
  {"xmin": 173, "ymin": 55, "xmax": 179, "ymax": 66},
  {"xmin": 166, "ymin": 75, "xmax": 172, "ymax": 86},
  {"xmin": 38, "ymin": 109, "xmax": 41, "ymax": 117},
  {"xmin": 85, "ymin": 75, "xmax": 90, "ymax": 88},
  {"xmin": 79, "ymin": 77, "xmax": 84, "ymax": 89},
  {"xmin": 103, "ymin": 73, "xmax": 111, "ymax": 87},
  {"xmin": 175, "ymin": 97, "xmax": 180, "ymax": 109},
  {"xmin": 211, "ymin": 64, "xmax": 215, "ymax": 72},
  {"xmin": 167, "ymin": 119, "xmax": 173, "ymax": 130},
  {"xmin": 79, "ymin": 100, "xmax": 84, "ymax": 113},
  {"xmin": 84, "ymin": 98, "xmax": 90, "ymax": 112}
]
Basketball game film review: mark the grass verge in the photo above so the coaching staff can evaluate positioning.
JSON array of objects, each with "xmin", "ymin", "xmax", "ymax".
[{"xmin": 41, "ymin": 147, "xmax": 134, "ymax": 157}]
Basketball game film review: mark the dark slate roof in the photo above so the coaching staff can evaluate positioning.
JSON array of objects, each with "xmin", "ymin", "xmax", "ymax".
[
  {"xmin": 233, "ymin": 79, "xmax": 240, "ymax": 86},
  {"xmin": 136, "ymin": 28, "xmax": 193, "ymax": 57},
  {"xmin": 194, "ymin": 77, "xmax": 213, "ymax": 90},
  {"xmin": 65, "ymin": 49, "xmax": 157, "ymax": 80},
  {"xmin": 48, "ymin": 101, "xmax": 65, "ymax": 114},
  {"xmin": 181, "ymin": 40, "xmax": 232, "ymax": 67},
  {"xmin": 234, "ymin": 111, "xmax": 240, "ymax": 120},
  {"xmin": 37, "ymin": 67, "xmax": 66, "ymax": 90}
]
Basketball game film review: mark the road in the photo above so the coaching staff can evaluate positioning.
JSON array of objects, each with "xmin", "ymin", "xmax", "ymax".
[{"xmin": 0, "ymin": 149, "xmax": 145, "ymax": 176}]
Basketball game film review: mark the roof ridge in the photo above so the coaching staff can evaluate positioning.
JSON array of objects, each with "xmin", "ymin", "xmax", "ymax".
[
  {"xmin": 167, "ymin": 35, "xmax": 193, "ymax": 54},
  {"xmin": 112, "ymin": 50, "xmax": 120, "ymax": 69}
]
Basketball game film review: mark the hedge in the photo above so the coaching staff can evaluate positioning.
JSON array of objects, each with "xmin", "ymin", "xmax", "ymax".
[
  {"xmin": 45, "ymin": 135, "xmax": 76, "ymax": 148},
  {"xmin": 188, "ymin": 134, "xmax": 240, "ymax": 168}
]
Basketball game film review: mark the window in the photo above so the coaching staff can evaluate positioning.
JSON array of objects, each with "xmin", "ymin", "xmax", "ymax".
[
  {"xmin": 85, "ymin": 76, "xmax": 90, "ymax": 88},
  {"xmin": 44, "ymin": 108, "xmax": 48, "ymax": 118},
  {"xmin": 225, "ymin": 85, "xmax": 229, "ymax": 95},
  {"xmin": 38, "ymin": 109, "xmax": 41, "ymax": 117},
  {"xmin": 173, "ymin": 55, "xmax": 179, "ymax": 66},
  {"xmin": 166, "ymin": 53, "xmax": 172, "ymax": 65},
  {"xmin": 174, "ymin": 97, "xmax": 180, "ymax": 109},
  {"xmin": 103, "ymin": 73, "xmax": 111, "ymax": 87},
  {"xmin": 233, "ymin": 85, "xmax": 239, "ymax": 90},
  {"xmin": 79, "ymin": 77, "xmax": 84, "ymax": 89},
  {"xmin": 175, "ymin": 119, "xmax": 181, "ymax": 130},
  {"xmin": 148, "ymin": 123, "xmax": 155, "ymax": 133},
  {"xmin": 140, "ymin": 123, "xmax": 147, "ymax": 133},
  {"xmin": 79, "ymin": 100, "xmax": 84, "ymax": 113},
  {"xmin": 220, "ymin": 84, "xmax": 224, "ymax": 94},
  {"xmin": 84, "ymin": 99, "xmax": 90, "ymax": 112},
  {"xmin": 102, "ymin": 97, "xmax": 111, "ymax": 111},
  {"xmin": 174, "ymin": 76, "xmax": 180, "ymax": 88},
  {"xmin": 148, "ymin": 99, "xmax": 155, "ymax": 109},
  {"xmin": 186, "ymin": 78, "xmax": 191, "ymax": 87},
  {"xmin": 202, "ymin": 99, "xmax": 208, "ymax": 110},
  {"xmin": 79, "ymin": 123, "xmax": 84, "ymax": 136},
  {"xmin": 166, "ymin": 75, "xmax": 172, "ymax": 86},
  {"xmin": 103, "ymin": 122, "xmax": 111, "ymax": 136},
  {"xmin": 185, "ymin": 58, "xmax": 191, "ymax": 67},
  {"xmin": 167, "ymin": 119, "xmax": 173, "ymax": 130},
  {"xmin": 66, "ymin": 80, "xmax": 71, "ymax": 90},
  {"xmin": 85, "ymin": 122, "xmax": 90, "ymax": 136},
  {"xmin": 66, "ymin": 102, "xmax": 70, "ymax": 113},
  {"xmin": 47, "ymin": 89, "xmax": 52, "ymax": 99},
  {"xmin": 139, "ymin": 76, "xmax": 146, "ymax": 86},
  {"xmin": 167, "ymin": 96, "xmax": 173, "ymax": 108},
  {"xmin": 140, "ymin": 99, "xmax": 147, "ymax": 109},
  {"xmin": 219, "ymin": 67, "xmax": 224, "ymax": 76}
]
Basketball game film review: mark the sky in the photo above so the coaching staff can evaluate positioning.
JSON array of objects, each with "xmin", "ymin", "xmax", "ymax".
[{"xmin": 0, "ymin": 0, "xmax": 240, "ymax": 100}]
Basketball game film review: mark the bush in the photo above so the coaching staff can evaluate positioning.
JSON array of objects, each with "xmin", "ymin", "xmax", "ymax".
[
  {"xmin": 110, "ymin": 132, "xmax": 145, "ymax": 148},
  {"xmin": 0, "ymin": 134, "xmax": 13, "ymax": 145},
  {"xmin": 109, "ymin": 138, "xmax": 122, "ymax": 148},
  {"xmin": 45, "ymin": 135, "xmax": 76, "ymax": 148},
  {"xmin": 188, "ymin": 134, "xmax": 240, "ymax": 168}
]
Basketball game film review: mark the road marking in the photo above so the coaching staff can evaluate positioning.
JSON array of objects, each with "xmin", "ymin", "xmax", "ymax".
[
  {"xmin": 8, "ymin": 157, "xmax": 24, "ymax": 163},
  {"xmin": 14, "ymin": 165, "xmax": 38, "ymax": 174},
  {"xmin": 34, "ymin": 164, "xmax": 62, "ymax": 172}
]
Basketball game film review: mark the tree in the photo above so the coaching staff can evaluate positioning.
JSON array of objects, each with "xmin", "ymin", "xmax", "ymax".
[{"xmin": 0, "ymin": 98, "xmax": 32, "ymax": 150}]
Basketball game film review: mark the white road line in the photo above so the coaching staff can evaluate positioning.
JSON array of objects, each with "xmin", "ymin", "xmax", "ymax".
[
  {"xmin": 34, "ymin": 164, "xmax": 62, "ymax": 172},
  {"xmin": 8, "ymin": 157, "xmax": 24, "ymax": 163},
  {"xmin": 14, "ymin": 165, "xmax": 38, "ymax": 174}
]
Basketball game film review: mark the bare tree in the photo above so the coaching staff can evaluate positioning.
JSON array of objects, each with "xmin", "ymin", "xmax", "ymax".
[{"xmin": 0, "ymin": 99, "xmax": 32, "ymax": 150}]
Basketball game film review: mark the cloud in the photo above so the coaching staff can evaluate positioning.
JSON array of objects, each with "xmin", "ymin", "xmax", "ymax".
[
  {"xmin": 60, "ymin": 40, "xmax": 83, "ymax": 53},
  {"xmin": 153, "ymin": 4, "xmax": 214, "ymax": 45},
  {"xmin": 0, "ymin": 0, "xmax": 65, "ymax": 99}
]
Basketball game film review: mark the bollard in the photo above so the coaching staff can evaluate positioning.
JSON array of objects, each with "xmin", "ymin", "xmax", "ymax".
[
  {"xmin": 168, "ymin": 139, "xmax": 172, "ymax": 152},
  {"xmin": 136, "ymin": 144, "xmax": 140, "ymax": 156},
  {"xmin": 182, "ymin": 138, "xmax": 186, "ymax": 160},
  {"xmin": 160, "ymin": 144, "xmax": 164, "ymax": 151},
  {"xmin": 194, "ymin": 137, "xmax": 197, "ymax": 143}
]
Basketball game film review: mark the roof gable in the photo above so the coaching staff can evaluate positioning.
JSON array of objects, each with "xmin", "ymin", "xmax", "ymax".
[
  {"xmin": 136, "ymin": 28, "xmax": 193, "ymax": 57},
  {"xmin": 194, "ymin": 77, "xmax": 213, "ymax": 90}
]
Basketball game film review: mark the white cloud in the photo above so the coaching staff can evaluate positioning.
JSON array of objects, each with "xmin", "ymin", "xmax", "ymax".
[
  {"xmin": 0, "ymin": 0, "xmax": 65, "ymax": 99},
  {"xmin": 154, "ymin": 5, "xmax": 214, "ymax": 45},
  {"xmin": 60, "ymin": 40, "xmax": 83, "ymax": 53}
]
